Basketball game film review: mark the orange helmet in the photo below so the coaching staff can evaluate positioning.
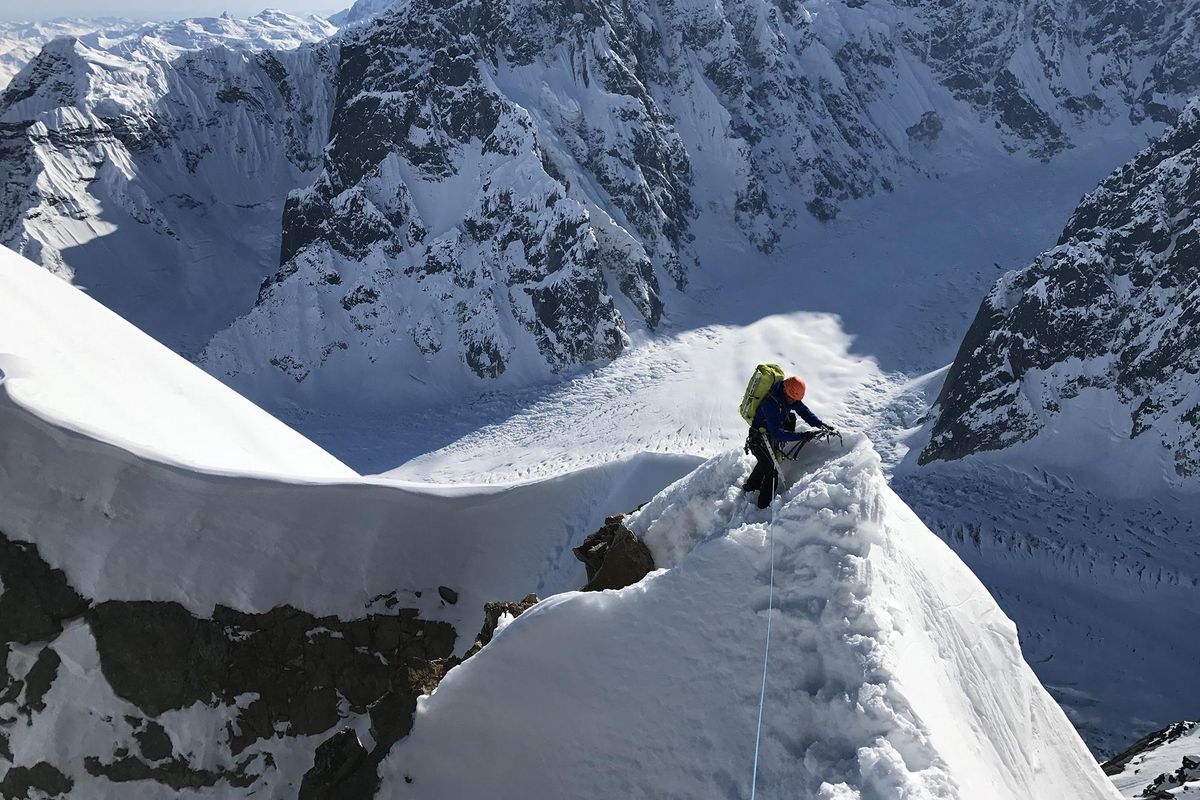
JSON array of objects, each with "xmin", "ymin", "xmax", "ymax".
[{"xmin": 783, "ymin": 377, "xmax": 806, "ymax": 402}]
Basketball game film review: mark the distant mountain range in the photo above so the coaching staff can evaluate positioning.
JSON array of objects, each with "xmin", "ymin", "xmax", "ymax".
[{"xmin": 4, "ymin": 0, "xmax": 1199, "ymax": 414}]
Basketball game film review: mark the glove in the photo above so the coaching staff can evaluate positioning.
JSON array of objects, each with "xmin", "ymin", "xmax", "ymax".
[{"xmin": 820, "ymin": 423, "xmax": 836, "ymax": 432}]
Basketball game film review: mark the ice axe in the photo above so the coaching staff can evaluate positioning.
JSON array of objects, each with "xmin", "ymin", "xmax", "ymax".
[{"xmin": 778, "ymin": 427, "xmax": 843, "ymax": 460}]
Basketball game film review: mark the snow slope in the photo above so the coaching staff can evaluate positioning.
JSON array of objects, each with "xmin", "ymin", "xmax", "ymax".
[
  {"xmin": 380, "ymin": 438, "xmax": 1119, "ymax": 799},
  {"xmin": 384, "ymin": 312, "xmax": 896, "ymax": 482},
  {"xmin": 1106, "ymin": 721, "xmax": 1200, "ymax": 799},
  {"xmin": 0, "ymin": 279, "xmax": 696, "ymax": 795},
  {"xmin": 0, "ymin": 244, "xmax": 352, "ymax": 477},
  {"xmin": 0, "ymin": 19, "xmax": 122, "ymax": 91}
]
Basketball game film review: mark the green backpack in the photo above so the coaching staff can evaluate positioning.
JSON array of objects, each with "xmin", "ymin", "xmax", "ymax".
[{"xmin": 739, "ymin": 363, "xmax": 785, "ymax": 426}]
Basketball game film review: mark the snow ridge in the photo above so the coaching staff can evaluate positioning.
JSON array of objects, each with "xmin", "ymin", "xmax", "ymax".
[
  {"xmin": 0, "ymin": 12, "xmax": 335, "ymax": 91},
  {"xmin": 378, "ymin": 439, "xmax": 1119, "ymax": 799}
]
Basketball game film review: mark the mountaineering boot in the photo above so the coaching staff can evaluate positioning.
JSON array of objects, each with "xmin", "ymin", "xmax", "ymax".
[
  {"xmin": 743, "ymin": 459, "xmax": 769, "ymax": 493},
  {"xmin": 745, "ymin": 429, "xmax": 778, "ymax": 508},
  {"xmin": 756, "ymin": 470, "xmax": 775, "ymax": 509}
]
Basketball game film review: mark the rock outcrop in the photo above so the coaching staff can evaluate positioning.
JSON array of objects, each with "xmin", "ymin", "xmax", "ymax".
[
  {"xmin": 0, "ymin": 530, "xmax": 456, "ymax": 799},
  {"xmin": 573, "ymin": 513, "xmax": 655, "ymax": 591},
  {"xmin": 1104, "ymin": 721, "xmax": 1200, "ymax": 798},
  {"xmin": 463, "ymin": 593, "xmax": 541, "ymax": 659},
  {"xmin": 922, "ymin": 98, "xmax": 1200, "ymax": 484}
]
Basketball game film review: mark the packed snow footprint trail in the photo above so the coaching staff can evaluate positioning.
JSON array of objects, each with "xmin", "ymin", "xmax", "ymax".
[
  {"xmin": 749, "ymin": 495, "xmax": 777, "ymax": 800},
  {"xmin": 379, "ymin": 437, "xmax": 1118, "ymax": 799}
]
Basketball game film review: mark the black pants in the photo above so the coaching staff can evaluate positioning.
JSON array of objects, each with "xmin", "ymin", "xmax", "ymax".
[{"xmin": 743, "ymin": 429, "xmax": 777, "ymax": 509}]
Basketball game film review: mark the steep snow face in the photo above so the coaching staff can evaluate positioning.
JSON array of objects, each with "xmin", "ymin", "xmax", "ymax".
[
  {"xmin": 920, "ymin": 99, "xmax": 1200, "ymax": 491},
  {"xmin": 891, "ymin": 463, "xmax": 1200, "ymax": 757},
  {"xmin": 380, "ymin": 438, "xmax": 1119, "ymax": 799},
  {"xmin": 0, "ymin": 16, "xmax": 338, "ymax": 355},
  {"xmin": 0, "ymin": 243, "xmax": 352, "ymax": 477},
  {"xmin": 1105, "ymin": 721, "xmax": 1200, "ymax": 799}
]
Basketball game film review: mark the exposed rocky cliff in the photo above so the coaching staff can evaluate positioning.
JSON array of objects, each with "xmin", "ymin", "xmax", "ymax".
[
  {"xmin": 921, "ymin": 98, "xmax": 1200, "ymax": 485},
  {"xmin": 0, "ymin": 530, "xmax": 464, "ymax": 798}
]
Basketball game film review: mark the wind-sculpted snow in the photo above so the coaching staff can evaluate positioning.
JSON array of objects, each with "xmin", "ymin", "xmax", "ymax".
[
  {"xmin": 0, "ymin": 361, "xmax": 695, "ymax": 797},
  {"xmin": 922, "ymin": 99, "xmax": 1200, "ymax": 488},
  {"xmin": 5, "ymin": 0, "xmax": 1199, "ymax": 410},
  {"xmin": 0, "ymin": 234, "xmax": 351, "ymax": 476},
  {"xmin": 378, "ymin": 438, "xmax": 1119, "ymax": 798}
]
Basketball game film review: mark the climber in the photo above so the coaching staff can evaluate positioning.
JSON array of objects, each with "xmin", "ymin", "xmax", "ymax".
[{"xmin": 742, "ymin": 374, "xmax": 834, "ymax": 509}]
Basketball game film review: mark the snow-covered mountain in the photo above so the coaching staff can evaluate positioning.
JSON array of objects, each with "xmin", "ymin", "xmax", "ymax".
[
  {"xmin": 0, "ymin": 19, "xmax": 124, "ymax": 91},
  {"xmin": 889, "ymin": 101, "xmax": 1200, "ymax": 756},
  {"xmin": 0, "ymin": 25, "xmax": 339, "ymax": 356},
  {"xmin": 0, "ymin": 12, "xmax": 335, "ymax": 92},
  {"xmin": 328, "ymin": 0, "xmax": 399, "ymax": 28},
  {"xmin": 920, "ymin": 97, "xmax": 1200, "ymax": 491},
  {"xmin": 5, "ymin": 0, "xmax": 1200, "ymax": 411},
  {"xmin": 0, "ymin": 242, "xmax": 1121, "ymax": 796},
  {"xmin": 200, "ymin": 0, "xmax": 1200, "ymax": 410},
  {"xmin": 1105, "ymin": 721, "xmax": 1200, "ymax": 799}
]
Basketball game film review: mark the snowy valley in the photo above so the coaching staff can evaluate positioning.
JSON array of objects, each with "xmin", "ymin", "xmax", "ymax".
[{"xmin": 1, "ymin": 0, "xmax": 1199, "ymax": 797}]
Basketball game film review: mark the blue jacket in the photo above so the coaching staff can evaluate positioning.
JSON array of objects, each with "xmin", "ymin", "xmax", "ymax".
[{"xmin": 752, "ymin": 381, "xmax": 826, "ymax": 443}]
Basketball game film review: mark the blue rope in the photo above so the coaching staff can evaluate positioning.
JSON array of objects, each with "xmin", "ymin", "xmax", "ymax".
[{"xmin": 749, "ymin": 499, "xmax": 777, "ymax": 800}]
